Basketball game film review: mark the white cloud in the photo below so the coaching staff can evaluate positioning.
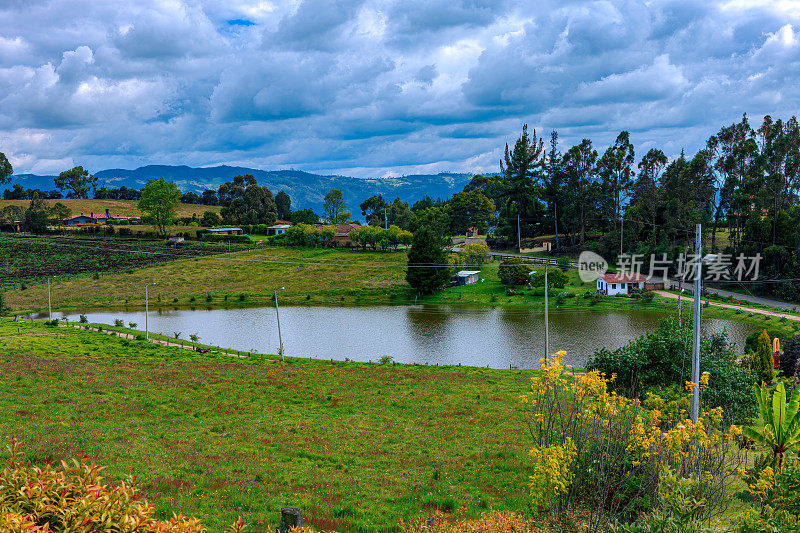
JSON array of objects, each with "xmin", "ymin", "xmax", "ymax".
[{"xmin": 0, "ymin": 0, "xmax": 798, "ymax": 179}]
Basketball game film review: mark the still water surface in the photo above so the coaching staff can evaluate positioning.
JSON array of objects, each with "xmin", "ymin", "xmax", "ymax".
[{"xmin": 57, "ymin": 305, "xmax": 757, "ymax": 369}]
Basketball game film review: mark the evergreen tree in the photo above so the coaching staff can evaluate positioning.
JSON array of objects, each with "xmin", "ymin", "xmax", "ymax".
[
  {"xmin": 23, "ymin": 192, "xmax": 49, "ymax": 234},
  {"xmin": 753, "ymin": 330, "xmax": 775, "ymax": 384},
  {"xmin": 406, "ymin": 227, "xmax": 450, "ymax": 294},
  {"xmin": 499, "ymin": 124, "xmax": 545, "ymax": 246},
  {"xmin": 597, "ymin": 131, "xmax": 635, "ymax": 232},
  {"xmin": 275, "ymin": 190, "xmax": 291, "ymax": 220}
]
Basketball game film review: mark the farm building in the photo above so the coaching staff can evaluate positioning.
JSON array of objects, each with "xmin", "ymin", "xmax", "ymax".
[
  {"xmin": 454, "ymin": 270, "xmax": 481, "ymax": 285},
  {"xmin": 63, "ymin": 213, "xmax": 108, "ymax": 225},
  {"xmin": 0, "ymin": 220, "xmax": 21, "ymax": 232},
  {"xmin": 205, "ymin": 227, "xmax": 243, "ymax": 235},
  {"xmin": 596, "ymin": 273, "xmax": 647, "ymax": 296},
  {"xmin": 61, "ymin": 209, "xmax": 140, "ymax": 226},
  {"xmin": 267, "ymin": 224, "xmax": 291, "ymax": 235},
  {"xmin": 332, "ymin": 223, "xmax": 361, "ymax": 245}
]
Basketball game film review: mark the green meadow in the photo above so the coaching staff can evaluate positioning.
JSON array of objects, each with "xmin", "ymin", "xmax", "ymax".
[{"xmin": 0, "ymin": 318, "xmax": 537, "ymax": 531}]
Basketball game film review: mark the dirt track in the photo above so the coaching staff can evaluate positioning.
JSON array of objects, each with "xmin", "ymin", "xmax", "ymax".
[{"xmin": 655, "ymin": 290, "xmax": 800, "ymax": 322}]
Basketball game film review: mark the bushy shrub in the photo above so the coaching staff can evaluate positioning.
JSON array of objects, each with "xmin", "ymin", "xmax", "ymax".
[
  {"xmin": 0, "ymin": 437, "xmax": 248, "ymax": 532},
  {"xmin": 610, "ymin": 472, "xmax": 713, "ymax": 533},
  {"xmin": 530, "ymin": 267, "xmax": 568, "ymax": 289},
  {"xmin": 457, "ymin": 243, "xmax": 489, "ymax": 267},
  {"xmin": 587, "ymin": 319, "xmax": 756, "ymax": 423},
  {"xmin": 523, "ymin": 352, "xmax": 744, "ymax": 530},
  {"xmin": 200, "ymin": 210, "xmax": 221, "ymax": 227},
  {"xmin": 752, "ymin": 330, "xmax": 775, "ymax": 384},
  {"xmin": 498, "ymin": 258, "xmax": 529, "ymax": 285},
  {"xmin": 114, "ymin": 318, "xmax": 124, "ymax": 327},
  {"xmin": 639, "ymin": 290, "xmax": 655, "ymax": 303},
  {"xmin": 286, "ymin": 224, "xmax": 320, "ymax": 246}
]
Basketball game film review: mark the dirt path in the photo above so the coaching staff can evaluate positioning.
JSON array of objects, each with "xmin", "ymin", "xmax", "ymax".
[
  {"xmin": 655, "ymin": 290, "xmax": 800, "ymax": 322},
  {"xmin": 59, "ymin": 323, "xmax": 249, "ymax": 358}
]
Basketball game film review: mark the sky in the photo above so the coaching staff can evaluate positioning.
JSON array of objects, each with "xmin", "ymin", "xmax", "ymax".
[{"xmin": 1, "ymin": 0, "xmax": 799, "ymax": 178}]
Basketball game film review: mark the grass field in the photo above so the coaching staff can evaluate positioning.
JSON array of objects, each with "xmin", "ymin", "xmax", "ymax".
[
  {"xmin": 3, "ymin": 247, "xmax": 412, "ymax": 312},
  {"xmin": 0, "ymin": 198, "xmax": 221, "ymax": 219},
  {"xmin": 0, "ymin": 318, "xmax": 536, "ymax": 531}
]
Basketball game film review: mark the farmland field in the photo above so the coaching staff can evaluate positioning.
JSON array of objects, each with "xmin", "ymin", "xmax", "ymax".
[
  {"xmin": 0, "ymin": 234, "xmax": 254, "ymax": 289},
  {"xmin": 0, "ymin": 198, "xmax": 221, "ymax": 219},
  {"xmin": 3, "ymin": 245, "xmax": 412, "ymax": 312},
  {"xmin": 0, "ymin": 318, "xmax": 535, "ymax": 531}
]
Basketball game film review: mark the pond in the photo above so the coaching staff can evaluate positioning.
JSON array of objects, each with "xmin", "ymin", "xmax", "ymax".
[{"xmin": 55, "ymin": 305, "xmax": 758, "ymax": 369}]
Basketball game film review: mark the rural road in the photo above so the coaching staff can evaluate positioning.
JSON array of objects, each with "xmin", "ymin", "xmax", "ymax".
[
  {"xmin": 655, "ymin": 290, "xmax": 800, "ymax": 322},
  {"xmin": 702, "ymin": 287, "xmax": 799, "ymax": 312}
]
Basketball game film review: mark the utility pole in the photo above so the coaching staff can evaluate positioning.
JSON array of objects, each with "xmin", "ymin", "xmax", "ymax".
[
  {"xmin": 274, "ymin": 288, "xmax": 284, "ymax": 360},
  {"xmin": 620, "ymin": 216, "xmax": 624, "ymax": 257},
  {"xmin": 517, "ymin": 211, "xmax": 521, "ymax": 251},
  {"xmin": 47, "ymin": 277, "xmax": 52, "ymax": 321},
  {"xmin": 554, "ymin": 202, "xmax": 558, "ymax": 250},
  {"xmin": 145, "ymin": 282, "xmax": 156, "ymax": 340},
  {"xmin": 691, "ymin": 224, "xmax": 702, "ymax": 423},
  {"xmin": 384, "ymin": 207, "xmax": 388, "ymax": 229},
  {"xmin": 544, "ymin": 265, "xmax": 549, "ymax": 360}
]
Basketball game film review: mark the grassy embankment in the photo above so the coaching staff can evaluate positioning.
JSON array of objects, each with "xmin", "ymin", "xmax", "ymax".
[
  {"xmin": 0, "ymin": 318, "xmax": 536, "ymax": 531},
  {"xmin": 0, "ymin": 198, "xmax": 220, "ymax": 219}
]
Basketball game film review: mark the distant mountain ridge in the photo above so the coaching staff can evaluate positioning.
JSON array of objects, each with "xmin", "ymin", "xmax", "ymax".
[{"xmin": 9, "ymin": 165, "xmax": 475, "ymax": 213}]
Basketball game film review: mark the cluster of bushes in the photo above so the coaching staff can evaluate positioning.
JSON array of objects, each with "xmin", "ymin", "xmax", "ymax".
[
  {"xmin": 238, "ymin": 223, "xmax": 270, "ymax": 235},
  {"xmin": 447, "ymin": 243, "xmax": 490, "ymax": 270},
  {"xmin": 285, "ymin": 223, "xmax": 336, "ymax": 246},
  {"xmin": 498, "ymin": 258, "xmax": 569, "ymax": 288},
  {"xmin": 523, "ymin": 351, "xmax": 745, "ymax": 531},
  {"xmin": 349, "ymin": 225, "xmax": 412, "ymax": 251},
  {"xmin": 587, "ymin": 318, "xmax": 756, "ymax": 424},
  {"xmin": 498, "ymin": 258, "xmax": 529, "ymax": 285}
]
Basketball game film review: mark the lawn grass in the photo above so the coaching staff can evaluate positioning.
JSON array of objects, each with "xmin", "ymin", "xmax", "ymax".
[
  {"xmin": 0, "ymin": 198, "xmax": 221, "ymax": 219},
  {"xmin": 0, "ymin": 318, "xmax": 537, "ymax": 531}
]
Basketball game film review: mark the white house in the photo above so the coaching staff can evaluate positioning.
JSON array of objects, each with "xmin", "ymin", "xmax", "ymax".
[
  {"xmin": 454, "ymin": 270, "xmax": 481, "ymax": 285},
  {"xmin": 596, "ymin": 273, "xmax": 647, "ymax": 296},
  {"xmin": 267, "ymin": 224, "xmax": 291, "ymax": 236}
]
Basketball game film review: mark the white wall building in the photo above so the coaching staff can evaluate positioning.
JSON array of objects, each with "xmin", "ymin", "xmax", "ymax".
[{"xmin": 596, "ymin": 273, "xmax": 647, "ymax": 296}]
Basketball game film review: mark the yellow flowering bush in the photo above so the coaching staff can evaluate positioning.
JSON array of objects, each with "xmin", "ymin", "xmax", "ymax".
[
  {"xmin": 528, "ymin": 438, "xmax": 576, "ymax": 508},
  {"xmin": 522, "ymin": 352, "xmax": 745, "ymax": 531}
]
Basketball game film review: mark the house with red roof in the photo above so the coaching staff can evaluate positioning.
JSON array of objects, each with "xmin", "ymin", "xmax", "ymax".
[
  {"xmin": 63, "ymin": 212, "xmax": 108, "ymax": 225},
  {"xmin": 596, "ymin": 272, "xmax": 647, "ymax": 296}
]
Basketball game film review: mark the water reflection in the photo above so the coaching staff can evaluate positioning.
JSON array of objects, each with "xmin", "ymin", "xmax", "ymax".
[{"xmin": 54, "ymin": 305, "xmax": 757, "ymax": 369}]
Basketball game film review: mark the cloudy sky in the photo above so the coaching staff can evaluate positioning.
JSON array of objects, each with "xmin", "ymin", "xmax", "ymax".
[{"xmin": 1, "ymin": 0, "xmax": 799, "ymax": 177}]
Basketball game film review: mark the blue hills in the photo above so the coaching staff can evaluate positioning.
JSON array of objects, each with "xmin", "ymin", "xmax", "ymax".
[{"xmin": 10, "ymin": 165, "xmax": 474, "ymax": 213}]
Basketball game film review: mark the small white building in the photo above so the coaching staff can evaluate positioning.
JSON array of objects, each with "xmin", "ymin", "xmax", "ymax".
[
  {"xmin": 267, "ymin": 224, "xmax": 292, "ymax": 236},
  {"xmin": 596, "ymin": 273, "xmax": 647, "ymax": 296},
  {"xmin": 455, "ymin": 270, "xmax": 481, "ymax": 286}
]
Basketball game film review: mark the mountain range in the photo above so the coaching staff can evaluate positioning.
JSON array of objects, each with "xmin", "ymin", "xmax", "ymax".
[{"xmin": 10, "ymin": 165, "xmax": 475, "ymax": 214}]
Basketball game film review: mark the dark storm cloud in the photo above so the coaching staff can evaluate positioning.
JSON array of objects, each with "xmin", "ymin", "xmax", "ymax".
[{"xmin": 0, "ymin": 0, "xmax": 798, "ymax": 177}]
